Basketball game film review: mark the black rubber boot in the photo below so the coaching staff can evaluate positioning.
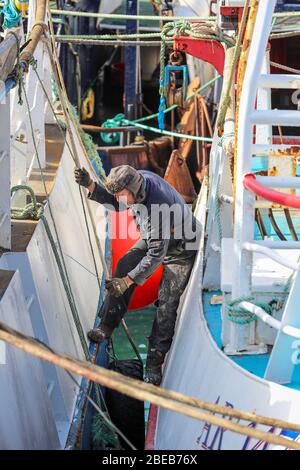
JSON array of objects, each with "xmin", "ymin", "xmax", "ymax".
[
  {"xmin": 144, "ymin": 348, "xmax": 165, "ymax": 385},
  {"xmin": 87, "ymin": 324, "xmax": 113, "ymax": 343}
]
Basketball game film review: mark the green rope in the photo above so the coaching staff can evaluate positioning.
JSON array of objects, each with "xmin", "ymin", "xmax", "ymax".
[
  {"xmin": 92, "ymin": 413, "xmax": 121, "ymax": 450},
  {"xmin": 100, "ymin": 113, "xmax": 125, "ymax": 144},
  {"xmin": 56, "ymin": 32, "xmax": 162, "ymax": 40},
  {"xmin": 124, "ymin": 118, "xmax": 214, "ymax": 142},
  {"xmin": 56, "ymin": 19, "xmax": 234, "ymax": 46},
  {"xmin": 51, "ymin": 74, "xmax": 59, "ymax": 101},
  {"xmin": 216, "ymin": 0, "xmax": 249, "ymax": 131},
  {"xmin": 160, "ymin": 19, "xmax": 235, "ymax": 47},
  {"xmin": 218, "ymin": 132, "xmax": 235, "ymax": 147},
  {"xmin": 49, "ymin": 8, "xmax": 216, "ymax": 22},
  {"xmin": 69, "ymin": 105, "xmax": 106, "ymax": 181},
  {"xmin": 226, "ymin": 296, "xmax": 273, "ymax": 325},
  {"xmin": 10, "ymin": 184, "xmax": 90, "ymax": 359},
  {"xmin": 156, "ymin": 19, "xmax": 233, "ymax": 129},
  {"xmin": 11, "ymin": 185, "xmax": 44, "ymax": 220},
  {"xmin": 273, "ymin": 11, "xmax": 300, "ymax": 18},
  {"xmin": 100, "ymin": 112, "xmax": 214, "ymax": 141},
  {"xmin": 157, "ymin": 23, "xmax": 168, "ymax": 129}
]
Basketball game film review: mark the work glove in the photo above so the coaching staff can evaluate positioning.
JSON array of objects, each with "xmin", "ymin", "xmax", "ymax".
[
  {"xmin": 74, "ymin": 167, "xmax": 93, "ymax": 188},
  {"xmin": 105, "ymin": 277, "xmax": 130, "ymax": 297}
]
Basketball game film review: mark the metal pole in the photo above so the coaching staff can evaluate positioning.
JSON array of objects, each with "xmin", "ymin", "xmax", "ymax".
[
  {"xmin": 0, "ymin": 93, "xmax": 11, "ymax": 249},
  {"xmin": 124, "ymin": 0, "xmax": 138, "ymax": 124}
]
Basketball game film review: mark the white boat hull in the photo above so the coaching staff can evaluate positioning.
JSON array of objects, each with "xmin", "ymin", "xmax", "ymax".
[{"xmin": 155, "ymin": 182, "xmax": 300, "ymax": 450}]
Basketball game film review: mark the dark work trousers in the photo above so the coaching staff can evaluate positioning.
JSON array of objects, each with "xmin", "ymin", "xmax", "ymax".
[{"xmin": 100, "ymin": 239, "xmax": 196, "ymax": 357}]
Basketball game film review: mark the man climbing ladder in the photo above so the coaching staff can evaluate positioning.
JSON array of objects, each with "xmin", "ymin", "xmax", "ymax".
[{"xmin": 74, "ymin": 165, "xmax": 200, "ymax": 384}]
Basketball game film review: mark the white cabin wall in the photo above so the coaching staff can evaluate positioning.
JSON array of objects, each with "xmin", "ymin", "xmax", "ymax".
[{"xmin": 0, "ymin": 271, "xmax": 60, "ymax": 449}]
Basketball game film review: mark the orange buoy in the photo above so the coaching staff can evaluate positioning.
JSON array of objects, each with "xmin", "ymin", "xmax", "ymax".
[{"xmin": 111, "ymin": 210, "xmax": 163, "ymax": 310}]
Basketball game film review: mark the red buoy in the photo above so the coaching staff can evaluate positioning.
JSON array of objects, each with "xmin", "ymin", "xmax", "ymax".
[{"xmin": 111, "ymin": 210, "xmax": 163, "ymax": 310}]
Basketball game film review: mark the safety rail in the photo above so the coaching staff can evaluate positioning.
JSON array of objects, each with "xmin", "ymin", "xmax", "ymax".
[
  {"xmin": 252, "ymin": 143, "xmax": 300, "ymax": 155},
  {"xmin": 243, "ymin": 242, "xmax": 300, "ymax": 271}
]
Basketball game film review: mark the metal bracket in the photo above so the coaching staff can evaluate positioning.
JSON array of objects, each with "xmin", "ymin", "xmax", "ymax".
[{"xmin": 174, "ymin": 37, "xmax": 225, "ymax": 76}]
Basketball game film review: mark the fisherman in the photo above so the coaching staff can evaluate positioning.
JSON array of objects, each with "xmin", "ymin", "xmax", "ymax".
[{"xmin": 74, "ymin": 165, "xmax": 200, "ymax": 385}]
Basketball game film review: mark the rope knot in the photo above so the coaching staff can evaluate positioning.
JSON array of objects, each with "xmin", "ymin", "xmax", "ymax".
[
  {"xmin": 31, "ymin": 21, "xmax": 48, "ymax": 34},
  {"xmin": 226, "ymin": 296, "xmax": 274, "ymax": 325},
  {"xmin": 11, "ymin": 185, "xmax": 44, "ymax": 221}
]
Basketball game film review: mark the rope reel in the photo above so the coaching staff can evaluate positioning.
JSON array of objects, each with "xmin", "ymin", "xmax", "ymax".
[{"xmin": 100, "ymin": 113, "xmax": 125, "ymax": 144}]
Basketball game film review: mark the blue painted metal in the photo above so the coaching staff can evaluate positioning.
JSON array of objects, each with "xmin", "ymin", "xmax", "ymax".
[
  {"xmin": 0, "ymin": 76, "xmax": 16, "ymax": 102},
  {"xmin": 203, "ymin": 291, "xmax": 270, "ymax": 378},
  {"xmin": 0, "ymin": 62, "xmax": 28, "ymax": 103},
  {"xmin": 203, "ymin": 291, "xmax": 300, "ymax": 391},
  {"xmin": 275, "ymin": 0, "xmax": 300, "ymax": 12},
  {"xmin": 124, "ymin": 0, "xmax": 138, "ymax": 121},
  {"xmin": 158, "ymin": 64, "xmax": 189, "ymax": 129},
  {"xmin": 163, "ymin": 65, "xmax": 189, "ymax": 102}
]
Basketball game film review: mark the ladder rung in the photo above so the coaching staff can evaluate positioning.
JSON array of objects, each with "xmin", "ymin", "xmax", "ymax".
[
  {"xmin": 256, "ymin": 175, "xmax": 300, "ymax": 188},
  {"xmin": 259, "ymin": 74, "xmax": 300, "ymax": 89},
  {"xmin": 251, "ymin": 110, "xmax": 300, "ymax": 126},
  {"xmin": 251, "ymin": 240, "xmax": 300, "ymax": 249},
  {"xmin": 252, "ymin": 144, "xmax": 300, "ymax": 156},
  {"xmin": 243, "ymin": 242, "xmax": 300, "ymax": 270}
]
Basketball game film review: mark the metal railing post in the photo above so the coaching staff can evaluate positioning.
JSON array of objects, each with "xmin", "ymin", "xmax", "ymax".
[
  {"xmin": 229, "ymin": 0, "xmax": 277, "ymax": 354},
  {"xmin": 0, "ymin": 93, "xmax": 11, "ymax": 249}
]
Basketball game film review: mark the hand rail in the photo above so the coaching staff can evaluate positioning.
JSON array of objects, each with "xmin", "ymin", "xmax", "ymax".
[
  {"xmin": 244, "ymin": 173, "xmax": 300, "ymax": 209},
  {"xmin": 238, "ymin": 301, "xmax": 300, "ymax": 339},
  {"xmin": 243, "ymin": 242, "xmax": 300, "ymax": 271}
]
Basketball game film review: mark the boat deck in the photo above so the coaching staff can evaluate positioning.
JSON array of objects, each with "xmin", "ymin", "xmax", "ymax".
[{"xmin": 203, "ymin": 288, "xmax": 300, "ymax": 392}]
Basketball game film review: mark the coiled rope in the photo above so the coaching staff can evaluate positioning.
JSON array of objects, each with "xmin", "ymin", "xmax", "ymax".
[{"xmin": 226, "ymin": 296, "xmax": 274, "ymax": 325}]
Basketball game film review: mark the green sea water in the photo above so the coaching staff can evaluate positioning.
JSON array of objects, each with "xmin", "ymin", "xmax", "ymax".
[{"xmin": 112, "ymin": 304, "xmax": 156, "ymax": 423}]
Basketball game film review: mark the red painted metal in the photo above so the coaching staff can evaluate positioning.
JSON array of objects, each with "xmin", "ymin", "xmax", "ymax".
[
  {"xmin": 273, "ymin": 136, "xmax": 300, "ymax": 145},
  {"xmin": 220, "ymin": 6, "xmax": 244, "ymax": 22},
  {"xmin": 145, "ymin": 404, "xmax": 158, "ymax": 450},
  {"xmin": 174, "ymin": 37, "xmax": 225, "ymax": 76},
  {"xmin": 244, "ymin": 173, "xmax": 300, "ymax": 209}
]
